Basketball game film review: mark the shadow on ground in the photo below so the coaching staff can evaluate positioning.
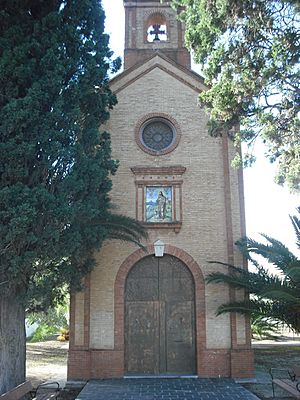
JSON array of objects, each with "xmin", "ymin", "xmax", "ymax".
[{"xmin": 26, "ymin": 337, "xmax": 300, "ymax": 399}]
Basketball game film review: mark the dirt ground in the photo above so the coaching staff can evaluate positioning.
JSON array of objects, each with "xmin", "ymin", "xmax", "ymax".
[
  {"xmin": 242, "ymin": 339, "xmax": 300, "ymax": 400},
  {"xmin": 26, "ymin": 340, "xmax": 68, "ymax": 387},
  {"xmin": 26, "ymin": 338, "xmax": 300, "ymax": 400},
  {"xmin": 26, "ymin": 340, "xmax": 80, "ymax": 400}
]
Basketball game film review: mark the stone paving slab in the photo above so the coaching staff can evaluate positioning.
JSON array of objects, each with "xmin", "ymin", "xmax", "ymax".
[{"xmin": 76, "ymin": 378, "xmax": 260, "ymax": 400}]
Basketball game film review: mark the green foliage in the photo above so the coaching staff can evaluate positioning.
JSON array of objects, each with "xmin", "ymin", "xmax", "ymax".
[
  {"xmin": 170, "ymin": 0, "xmax": 300, "ymax": 192},
  {"xmin": 0, "ymin": 0, "xmax": 146, "ymax": 312},
  {"xmin": 207, "ymin": 208, "xmax": 300, "ymax": 333},
  {"xmin": 251, "ymin": 315, "xmax": 280, "ymax": 340},
  {"xmin": 27, "ymin": 297, "xmax": 69, "ymax": 331},
  {"xmin": 29, "ymin": 324, "xmax": 58, "ymax": 343},
  {"xmin": 27, "ymin": 299, "xmax": 69, "ymax": 342}
]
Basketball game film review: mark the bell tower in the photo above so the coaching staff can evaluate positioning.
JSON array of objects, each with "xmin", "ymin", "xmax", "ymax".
[{"xmin": 123, "ymin": 0, "xmax": 191, "ymax": 70}]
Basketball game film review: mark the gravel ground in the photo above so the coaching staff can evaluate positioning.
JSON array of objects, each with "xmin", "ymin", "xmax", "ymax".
[
  {"xmin": 26, "ymin": 339, "xmax": 68, "ymax": 387},
  {"xmin": 26, "ymin": 338, "xmax": 300, "ymax": 399}
]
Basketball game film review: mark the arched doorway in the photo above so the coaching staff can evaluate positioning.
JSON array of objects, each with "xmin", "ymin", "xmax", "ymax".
[{"xmin": 124, "ymin": 254, "xmax": 196, "ymax": 375}]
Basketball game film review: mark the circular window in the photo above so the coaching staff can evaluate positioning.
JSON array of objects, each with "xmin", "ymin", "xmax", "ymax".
[
  {"xmin": 141, "ymin": 119, "xmax": 175, "ymax": 152},
  {"xmin": 135, "ymin": 114, "xmax": 181, "ymax": 155}
]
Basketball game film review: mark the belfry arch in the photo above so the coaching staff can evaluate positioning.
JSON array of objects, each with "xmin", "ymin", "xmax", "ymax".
[{"xmin": 145, "ymin": 13, "xmax": 168, "ymax": 42}]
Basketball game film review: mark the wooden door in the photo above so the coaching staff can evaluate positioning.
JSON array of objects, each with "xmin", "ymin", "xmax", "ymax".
[{"xmin": 125, "ymin": 255, "xmax": 196, "ymax": 375}]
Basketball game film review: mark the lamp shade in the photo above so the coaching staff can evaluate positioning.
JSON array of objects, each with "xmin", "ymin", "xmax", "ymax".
[{"xmin": 154, "ymin": 239, "xmax": 165, "ymax": 257}]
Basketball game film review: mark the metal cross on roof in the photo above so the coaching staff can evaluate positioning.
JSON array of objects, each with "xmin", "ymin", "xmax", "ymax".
[{"xmin": 150, "ymin": 24, "xmax": 166, "ymax": 41}]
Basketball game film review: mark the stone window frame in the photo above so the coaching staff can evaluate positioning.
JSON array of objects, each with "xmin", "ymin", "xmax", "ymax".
[
  {"xmin": 131, "ymin": 166, "xmax": 186, "ymax": 233},
  {"xmin": 135, "ymin": 113, "xmax": 181, "ymax": 156}
]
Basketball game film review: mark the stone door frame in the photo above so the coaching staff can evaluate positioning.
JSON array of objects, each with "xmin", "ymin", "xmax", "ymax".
[{"xmin": 114, "ymin": 244, "xmax": 206, "ymax": 376}]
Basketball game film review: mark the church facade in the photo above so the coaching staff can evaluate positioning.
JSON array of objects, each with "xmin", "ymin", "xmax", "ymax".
[{"xmin": 68, "ymin": 0, "xmax": 254, "ymax": 380}]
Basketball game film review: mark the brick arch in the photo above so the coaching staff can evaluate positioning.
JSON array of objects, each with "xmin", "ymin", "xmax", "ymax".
[
  {"xmin": 143, "ymin": 8, "xmax": 169, "ymax": 22},
  {"xmin": 146, "ymin": 12, "xmax": 166, "ymax": 27},
  {"xmin": 114, "ymin": 244, "xmax": 206, "ymax": 375}
]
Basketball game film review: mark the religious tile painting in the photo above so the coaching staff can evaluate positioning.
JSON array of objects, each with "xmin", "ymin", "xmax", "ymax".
[{"xmin": 145, "ymin": 186, "xmax": 172, "ymax": 222}]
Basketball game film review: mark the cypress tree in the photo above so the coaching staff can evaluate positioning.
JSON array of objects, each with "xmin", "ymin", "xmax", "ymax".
[
  {"xmin": 0, "ymin": 0, "xmax": 145, "ymax": 393},
  {"xmin": 171, "ymin": 0, "xmax": 300, "ymax": 192}
]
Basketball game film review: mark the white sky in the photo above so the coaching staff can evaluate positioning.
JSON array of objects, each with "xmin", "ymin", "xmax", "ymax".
[{"xmin": 102, "ymin": 0, "xmax": 299, "ymax": 254}]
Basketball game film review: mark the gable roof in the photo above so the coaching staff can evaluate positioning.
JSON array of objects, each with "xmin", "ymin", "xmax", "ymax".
[{"xmin": 110, "ymin": 51, "xmax": 208, "ymax": 94}]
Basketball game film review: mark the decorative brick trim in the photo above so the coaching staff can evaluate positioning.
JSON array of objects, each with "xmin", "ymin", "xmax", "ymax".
[
  {"xmin": 221, "ymin": 136, "xmax": 253, "ymax": 376},
  {"xmin": 237, "ymin": 144, "xmax": 252, "ymax": 348},
  {"xmin": 131, "ymin": 165, "xmax": 186, "ymax": 175},
  {"xmin": 222, "ymin": 135, "xmax": 237, "ymax": 359},
  {"xmin": 69, "ymin": 292, "xmax": 76, "ymax": 349},
  {"xmin": 134, "ymin": 113, "xmax": 181, "ymax": 156},
  {"xmin": 177, "ymin": 13, "xmax": 183, "ymax": 48},
  {"xmin": 132, "ymin": 7, "xmax": 137, "ymax": 49},
  {"xmin": 157, "ymin": 64, "xmax": 201, "ymax": 92},
  {"xmin": 134, "ymin": 179, "xmax": 183, "ymax": 185},
  {"xmin": 114, "ymin": 56, "xmax": 204, "ymax": 94},
  {"xmin": 114, "ymin": 245, "xmax": 206, "ymax": 376},
  {"xmin": 83, "ymin": 275, "xmax": 91, "ymax": 348},
  {"xmin": 124, "ymin": 5, "xmax": 130, "ymax": 50},
  {"xmin": 141, "ymin": 222, "xmax": 182, "ymax": 232}
]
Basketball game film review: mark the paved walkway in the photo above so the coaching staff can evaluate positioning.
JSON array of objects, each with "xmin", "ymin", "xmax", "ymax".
[{"xmin": 76, "ymin": 378, "xmax": 260, "ymax": 400}]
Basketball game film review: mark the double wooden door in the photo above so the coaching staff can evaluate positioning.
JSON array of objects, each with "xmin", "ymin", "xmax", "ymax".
[{"xmin": 125, "ymin": 255, "xmax": 196, "ymax": 375}]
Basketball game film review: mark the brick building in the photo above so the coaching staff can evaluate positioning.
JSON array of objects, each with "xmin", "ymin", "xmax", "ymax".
[{"xmin": 68, "ymin": 0, "xmax": 254, "ymax": 380}]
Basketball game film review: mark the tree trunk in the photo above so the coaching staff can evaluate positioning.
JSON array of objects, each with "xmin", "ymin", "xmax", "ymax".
[{"xmin": 0, "ymin": 287, "xmax": 26, "ymax": 395}]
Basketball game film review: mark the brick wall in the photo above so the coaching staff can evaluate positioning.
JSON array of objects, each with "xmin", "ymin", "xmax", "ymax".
[
  {"xmin": 68, "ymin": 58, "xmax": 253, "ymax": 380},
  {"xmin": 124, "ymin": 3, "xmax": 191, "ymax": 69}
]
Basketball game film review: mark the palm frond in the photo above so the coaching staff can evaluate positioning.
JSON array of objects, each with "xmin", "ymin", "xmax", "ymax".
[
  {"xmin": 251, "ymin": 315, "xmax": 281, "ymax": 339},
  {"xmin": 207, "ymin": 267, "xmax": 288, "ymax": 296},
  {"xmin": 206, "ymin": 272, "xmax": 253, "ymax": 290},
  {"xmin": 290, "ymin": 210, "xmax": 300, "ymax": 249},
  {"xmin": 236, "ymin": 235, "xmax": 297, "ymax": 274},
  {"xmin": 285, "ymin": 263, "xmax": 300, "ymax": 283},
  {"xmin": 107, "ymin": 233, "xmax": 146, "ymax": 250},
  {"xmin": 258, "ymin": 289, "xmax": 300, "ymax": 303},
  {"xmin": 268, "ymin": 302, "xmax": 300, "ymax": 332},
  {"xmin": 216, "ymin": 298, "xmax": 272, "ymax": 316},
  {"xmin": 216, "ymin": 297, "xmax": 300, "ymax": 332},
  {"xmin": 95, "ymin": 213, "xmax": 148, "ymax": 249},
  {"xmin": 208, "ymin": 260, "xmax": 239, "ymax": 269},
  {"xmin": 217, "ymin": 302, "xmax": 255, "ymax": 316},
  {"xmin": 208, "ymin": 209, "xmax": 300, "ymax": 333}
]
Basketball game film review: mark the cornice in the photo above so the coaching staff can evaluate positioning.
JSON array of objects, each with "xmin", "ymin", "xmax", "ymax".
[
  {"xmin": 110, "ymin": 52, "xmax": 207, "ymax": 94},
  {"xmin": 131, "ymin": 165, "xmax": 186, "ymax": 175}
]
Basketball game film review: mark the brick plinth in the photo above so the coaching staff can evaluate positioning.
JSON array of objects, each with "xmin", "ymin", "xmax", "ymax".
[
  {"xmin": 198, "ymin": 349, "xmax": 254, "ymax": 378},
  {"xmin": 199, "ymin": 350, "xmax": 231, "ymax": 378},
  {"xmin": 68, "ymin": 350, "xmax": 124, "ymax": 380},
  {"xmin": 230, "ymin": 349, "xmax": 255, "ymax": 378},
  {"xmin": 68, "ymin": 350, "xmax": 91, "ymax": 380},
  {"xmin": 90, "ymin": 350, "xmax": 124, "ymax": 378},
  {"xmin": 68, "ymin": 347, "xmax": 254, "ymax": 379}
]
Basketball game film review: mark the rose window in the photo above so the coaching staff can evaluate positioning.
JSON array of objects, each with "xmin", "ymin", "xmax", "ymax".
[{"xmin": 141, "ymin": 119, "xmax": 175, "ymax": 152}]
